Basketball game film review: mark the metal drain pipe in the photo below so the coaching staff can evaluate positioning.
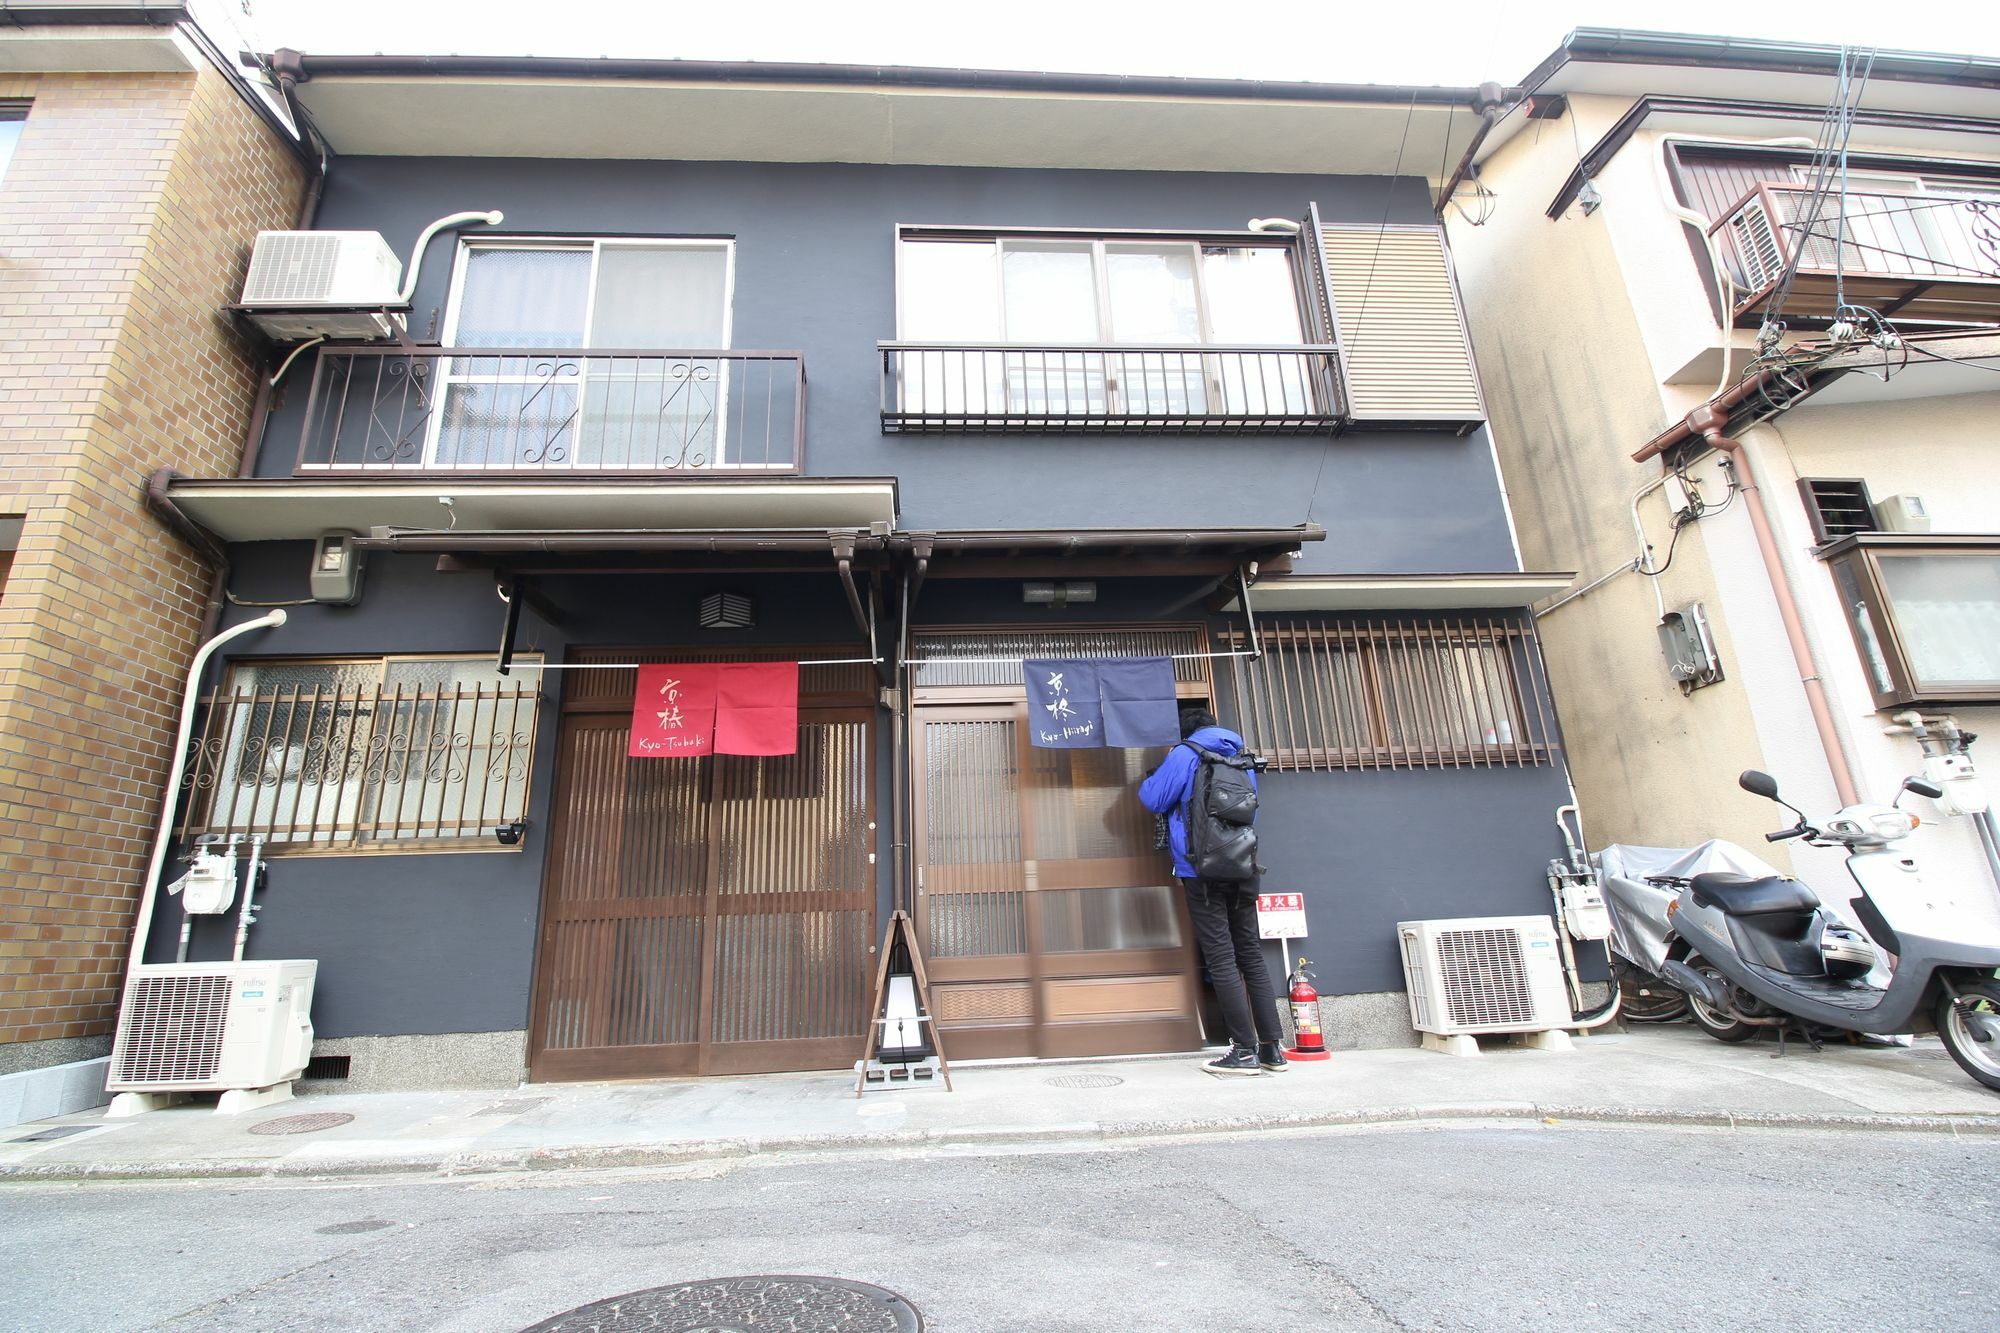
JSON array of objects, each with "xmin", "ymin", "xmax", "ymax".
[{"xmin": 124, "ymin": 610, "xmax": 289, "ymax": 975}]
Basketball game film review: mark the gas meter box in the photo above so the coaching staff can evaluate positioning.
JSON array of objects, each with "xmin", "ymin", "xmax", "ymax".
[{"xmin": 173, "ymin": 850, "xmax": 237, "ymax": 915}]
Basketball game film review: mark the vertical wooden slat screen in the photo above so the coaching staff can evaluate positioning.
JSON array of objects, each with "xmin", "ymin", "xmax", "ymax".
[
  {"xmin": 910, "ymin": 625, "xmax": 1213, "ymax": 695},
  {"xmin": 1321, "ymin": 224, "xmax": 1486, "ymax": 428},
  {"xmin": 921, "ymin": 717, "xmax": 1028, "ymax": 959},
  {"xmin": 1220, "ymin": 618, "xmax": 1555, "ymax": 771},
  {"xmin": 707, "ymin": 720, "xmax": 873, "ymax": 1048}
]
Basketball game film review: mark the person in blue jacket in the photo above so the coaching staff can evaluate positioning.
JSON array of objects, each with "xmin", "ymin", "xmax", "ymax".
[{"xmin": 1140, "ymin": 706, "xmax": 1286, "ymax": 1076}]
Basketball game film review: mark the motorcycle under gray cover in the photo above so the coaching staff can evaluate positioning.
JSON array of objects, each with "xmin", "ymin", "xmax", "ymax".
[{"xmin": 1594, "ymin": 839, "xmax": 1789, "ymax": 971}]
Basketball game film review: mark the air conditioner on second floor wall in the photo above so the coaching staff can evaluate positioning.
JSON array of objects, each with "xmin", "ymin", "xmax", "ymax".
[{"xmin": 237, "ymin": 231, "xmax": 407, "ymax": 342}]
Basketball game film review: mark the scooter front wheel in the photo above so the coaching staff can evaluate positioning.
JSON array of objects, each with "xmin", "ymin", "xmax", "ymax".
[
  {"xmin": 1937, "ymin": 981, "xmax": 2000, "ymax": 1092},
  {"xmin": 1683, "ymin": 955, "xmax": 1761, "ymax": 1043}
]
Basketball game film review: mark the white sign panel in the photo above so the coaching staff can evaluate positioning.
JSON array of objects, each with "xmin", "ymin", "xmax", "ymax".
[{"xmin": 1256, "ymin": 892, "xmax": 1307, "ymax": 940}]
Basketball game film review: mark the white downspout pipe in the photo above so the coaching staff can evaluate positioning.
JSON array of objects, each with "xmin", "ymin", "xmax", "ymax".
[
  {"xmin": 398, "ymin": 209, "xmax": 505, "ymax": 305},
  {"xmin": 124, "ymin": 610, "xmax": 288, "ymax": 976},
  {"xmin": 233, "ymin": 835, "xmax": 266, "ymax": 963}
]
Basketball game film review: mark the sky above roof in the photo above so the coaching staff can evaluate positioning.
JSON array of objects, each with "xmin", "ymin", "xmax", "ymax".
[{"xmin": 244, "ymin": 0, "xmax": 2000, "ymax": 88}]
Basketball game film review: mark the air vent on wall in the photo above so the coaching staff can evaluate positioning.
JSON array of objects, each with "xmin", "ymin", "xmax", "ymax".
[{"xmin": 1799, "ymin": 477, "xmax": 1877, "ymax": 546}]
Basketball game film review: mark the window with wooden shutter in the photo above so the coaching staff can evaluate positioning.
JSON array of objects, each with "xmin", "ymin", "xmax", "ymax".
[{"xmin": 1320, "ymin": 224, "xmax": 1486, "ymax": 431}]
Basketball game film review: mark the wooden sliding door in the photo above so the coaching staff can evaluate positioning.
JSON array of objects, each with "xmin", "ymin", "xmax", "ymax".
[
  {"xmin": 914, "ymin": 703, "xmax": 1198, "ymax": 1059},
  {"xmin": 528, "ymin": 653, "xmax": 876, "ymax": 1082}
]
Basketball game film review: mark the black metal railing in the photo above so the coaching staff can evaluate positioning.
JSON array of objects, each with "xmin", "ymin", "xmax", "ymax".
[
  {"xmin": 296, "ymin": 347, "xmax": 805, "ymax": 475},
  {"xmin": 878, "ymin": 342, "xmax": 1341, "ymax": 434}
]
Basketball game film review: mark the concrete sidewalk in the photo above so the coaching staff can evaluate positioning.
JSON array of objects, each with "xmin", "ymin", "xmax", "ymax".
[{"xmin": 3, "ymin": 1026, "xmax": 1997, "ymax": 1183}]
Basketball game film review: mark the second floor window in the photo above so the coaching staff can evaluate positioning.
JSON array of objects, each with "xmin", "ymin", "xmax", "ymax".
[
  {"xmin": 898, "ymin": 234, "xmax": 1303, "ymax": 345},
  {"xmin": 437, "ymin": 239, "xmax": 735, "ymax": 468},
  {"xmin": 894, "ymin": 232, "xmax": 1312, "ymax": 422}
]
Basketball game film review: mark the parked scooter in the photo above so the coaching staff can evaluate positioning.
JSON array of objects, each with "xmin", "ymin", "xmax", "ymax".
[{"xmin": 1601, "ymin": 770, "xmax": 2000, "ymax": 1091}]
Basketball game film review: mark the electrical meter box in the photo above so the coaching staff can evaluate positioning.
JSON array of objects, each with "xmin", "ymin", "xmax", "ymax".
[
  {"xmin": 1658, "ymin": 603, "xmax": 1723, "ymax": 694},
  {"xmin": 1874, "ymin": 494, "xmax": 1932, "ymax": 534},
  {"xmin": 310, "ymin": 532, "xmax": 366, "ymax": 605}
]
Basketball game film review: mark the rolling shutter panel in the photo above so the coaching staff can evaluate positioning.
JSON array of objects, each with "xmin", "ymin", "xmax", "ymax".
[{"xmin": 1322, "ymin": 224, "xmax": 1485, "ymax": 429}]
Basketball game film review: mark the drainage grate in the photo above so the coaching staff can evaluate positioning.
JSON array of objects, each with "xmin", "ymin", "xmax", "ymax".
[
  {"xmin": 303, "ymin": 1055, "xmax": 352, "ymax": 1080},
  {"xmin": 519, "ymin": 1277, "xmax": 921, "ymax": 1333},
  {"xmin": 11, "ymin": 1125, "xmax": 95, "ymax": 1143},
  {"xmin": 1044, "ymin": 1073, "xmax": 1124, "ymax": 1090},
  {"xmin": 249, "ymin": 1112, "xmax": 356, "ymax": 1136}
]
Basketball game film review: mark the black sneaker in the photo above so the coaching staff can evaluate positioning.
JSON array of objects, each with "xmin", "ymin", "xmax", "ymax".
[
  {"xmin": 1257, "ymin": 1043, "xmax": 1290, "ymax": 1072},
  {"xmin": 1204, "ymin": 1046, "xmax": 1263, "ymax": 1077}
]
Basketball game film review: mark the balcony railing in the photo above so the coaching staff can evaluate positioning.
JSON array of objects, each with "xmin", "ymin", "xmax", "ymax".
[
  {"xmin": 1711, "ymin": 184, "xmax": 2000, "ymax": 327},
  {"xmin": 296, "ymin": 347, "xmax": 805, "ymax": 475},
  {"xmin": 878, "ymin": 342, "xmax": 1342, "ymax": 434}
]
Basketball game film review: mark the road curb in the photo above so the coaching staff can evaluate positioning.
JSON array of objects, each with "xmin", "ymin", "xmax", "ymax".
[{"xmin": 5, "ymin": 1102, "xmax": 1998, "ymax": 1183}]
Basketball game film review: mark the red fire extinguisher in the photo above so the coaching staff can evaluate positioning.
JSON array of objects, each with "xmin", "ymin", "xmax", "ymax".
[{"xmin": 1287, "ymin": 958, "xmax": 1332, "ymax": 1061}]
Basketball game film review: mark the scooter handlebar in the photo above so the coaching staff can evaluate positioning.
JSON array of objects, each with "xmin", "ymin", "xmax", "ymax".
[{"xmin": 1766, "ymin": 826, "xmax": 1811, "ymax": 842}]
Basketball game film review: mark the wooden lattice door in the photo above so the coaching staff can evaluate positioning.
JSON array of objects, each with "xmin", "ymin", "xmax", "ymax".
[
  {"xmin": 913, "ymin": 704, "xmax": 1199, "ymax": 1060},
  {"xmin": 529, "ymin": 705, "xmax": 876, "ymax": 1081}
]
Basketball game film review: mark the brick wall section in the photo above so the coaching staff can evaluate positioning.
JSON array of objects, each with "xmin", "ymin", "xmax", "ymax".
[{"xmin": 0, "ymin": 65, "xmax": 304, "ymax": 1062}]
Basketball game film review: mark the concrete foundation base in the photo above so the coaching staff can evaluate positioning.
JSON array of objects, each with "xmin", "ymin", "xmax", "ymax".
[
  {"xmin": 106, "ymin": 1091, "xmax": 190, "ymax": 1118},
  {"xmin": 1520, "ymin": 1029, "xmax": 1575, "ymax": 1052},
  {"xmin": 302, "ymin": 1030, "xmax": 527, "ymax": 1093},
  {"xmin": 1421, "ymin": 1033, "xmax": 1482, "ymax": 1057},
  {"xmin": 216, "ymin": 1083, "xmax": 293, "ymax": 1115},
  {"xmin": 0, "ymin": 1055, "xmax": 113, "ymax": 1129}
]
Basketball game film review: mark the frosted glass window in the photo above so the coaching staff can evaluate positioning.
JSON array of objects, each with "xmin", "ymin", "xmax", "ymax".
[
  {"xmin": 1105, "ymin": 245, "xmax": 1201, "ymax": 343},
  {"xmin": 901, "ymin": 240, "xmax": 1001, "ymax": 340},
  {"xmin": 1203, "ymin": 245, "xmax": 1305, "ymax": 343},
  {"xmin": 1877, "ymin": 553, "xmax": 2000, "ymax": 690},
  {"xmin": 453, "ymin": 247, "xmax": 591, "ymax": 347},
  {"xmin": 590, "ymin": 244, "xmax": 729, "ymax": 347},
  {"xmin": 1001, "ymin": 243, "xmax": 1100, "ymax": 341}
]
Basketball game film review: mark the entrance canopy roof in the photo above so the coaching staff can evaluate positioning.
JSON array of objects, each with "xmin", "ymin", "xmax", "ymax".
[{"xmin": 161, "ymin": 476, "xmax": 900, "ymax": 544}]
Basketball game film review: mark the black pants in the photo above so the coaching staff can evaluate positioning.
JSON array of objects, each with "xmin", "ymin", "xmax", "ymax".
[{"xmin": 1182, "ymin": 878, "xmax": 1283, "ymax": 1050}]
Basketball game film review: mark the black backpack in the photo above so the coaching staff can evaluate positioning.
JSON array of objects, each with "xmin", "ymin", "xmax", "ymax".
[{"xmin": 1179, "ymin": 743, "xmax": 1266, "ymax": 883}]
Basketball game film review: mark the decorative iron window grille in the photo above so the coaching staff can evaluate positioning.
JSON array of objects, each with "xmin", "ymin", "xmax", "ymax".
[
  {"xmin": 178, "ymin": 656, "xmax": 542, "ymax": 852},
  {"xmin": 1218, "ymin": 618, "xmax": 1558, "ymax": 771}
]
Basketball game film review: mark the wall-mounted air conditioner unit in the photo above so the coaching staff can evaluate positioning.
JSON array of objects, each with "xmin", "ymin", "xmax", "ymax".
[
  {"xmin": 238, "ymin": 231, "xmax": 406, "ymax": 340},
  {"xmin": 1398, "ymin": 916, "xmax": 1573, "ymax": 1050},
  {"xmin": 106, "ymin": 961, "xmax": 317, "ymax": 1108}
]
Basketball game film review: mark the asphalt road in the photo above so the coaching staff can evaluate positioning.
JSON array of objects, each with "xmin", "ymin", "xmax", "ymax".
[{"xmin": 2, "ymin": 1123, "xmax": 1993, "ymax": 1332}]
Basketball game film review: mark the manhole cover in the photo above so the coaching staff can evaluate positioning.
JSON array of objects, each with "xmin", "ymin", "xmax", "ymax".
[
  {"xmin": 317, "ymin": 1219, "xmax": 395, "ymax": 1235},
  {"xmin": 1044, "ymin": 1073, "xmax": 1124, "ymax": 1089},
  {"xmin": 249, "ymin": 1112, "xmax": 356, "ymax": 1136},
  {"xmin": 519, "ymin": 1276, "xmax": 921, "ymax": 1333}
]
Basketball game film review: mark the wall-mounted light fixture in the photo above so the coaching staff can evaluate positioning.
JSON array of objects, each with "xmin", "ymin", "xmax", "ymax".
[
  {"xmin": 699, "ymin": 591, "xmax": 755, "ymax": 629},
  {"xmin": 493, "ymin": 821, "xmax": 527, "ymax": 847},
  {"xmin": 1023, "ymin": 581, "xmax": 1097, "ymax": 608}
]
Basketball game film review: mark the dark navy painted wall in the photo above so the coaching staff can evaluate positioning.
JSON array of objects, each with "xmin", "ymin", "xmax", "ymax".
[
  {"xmin": 257, "ymin": 159, "xmax": 1521, "ymax": 576},
  {"xmin": 189, "ymin": 554, "xmax": 1584, "ymax": 1039},
  {"xmin": 177, "ymin": 551, "xmax": 892, "ymax": 1038}
]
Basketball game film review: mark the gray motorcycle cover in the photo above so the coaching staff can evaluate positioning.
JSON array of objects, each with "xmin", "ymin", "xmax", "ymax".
[{"xmin": 1593, "ymin": 839, "xmax": 1790, "ymax": 971}]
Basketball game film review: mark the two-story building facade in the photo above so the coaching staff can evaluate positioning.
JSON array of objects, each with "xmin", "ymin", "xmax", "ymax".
[
  {"xmin": 1448, "ymin": 30, "xmax": 2000, "ymax": 937},
  {"xmin": 143, "ymin": 53, "xmax": 1582, "ymax": 1089}
]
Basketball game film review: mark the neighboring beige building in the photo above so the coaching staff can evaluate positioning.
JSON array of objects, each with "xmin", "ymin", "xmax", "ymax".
[
  {"xmin": 1447, "ymin": 30, "xmax": 2000, "ymax": 919},
  {"xmin": 0, "ymin": 6, "xmax": 307, "ymax": 1083}
]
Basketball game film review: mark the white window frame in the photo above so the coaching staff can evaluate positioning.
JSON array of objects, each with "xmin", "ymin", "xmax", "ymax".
[
  {"xmin": 432, "ymin": 237, "xmax": 738, "ymax": 469},
  {"xmin": 893, "ymin": 230, "xmax": 1308, "ymax": 419}
]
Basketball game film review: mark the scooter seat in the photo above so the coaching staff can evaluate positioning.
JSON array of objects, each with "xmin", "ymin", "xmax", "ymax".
[{"xmin": 1690, "ymin": 872, "xmax": 1818, "ymax": 916}]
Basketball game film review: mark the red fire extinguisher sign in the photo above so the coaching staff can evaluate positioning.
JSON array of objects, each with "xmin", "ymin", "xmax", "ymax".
[{"xmin": 1255, "ymin": 892, "xmax": 1307, "ymax": 939}]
